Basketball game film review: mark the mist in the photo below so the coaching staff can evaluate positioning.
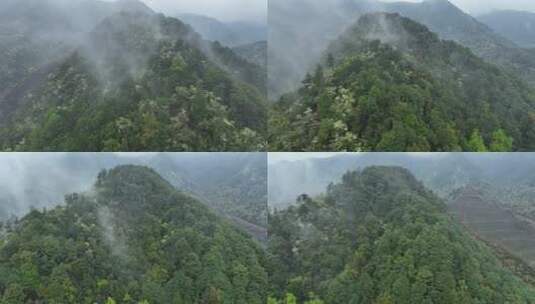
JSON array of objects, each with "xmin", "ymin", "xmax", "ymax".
[
  {"xmin": 268, "ymin": 153, "xmax": 535, "ymax": 209},
  {"xmin": 0, "ymin": 153, "xmax": 267, "ymax": 222},
  {"xmin": 142, "ymin": 0, "xmax": 267, "ymax": 24},
  {"xmin": 380, "ymin": 0, "xmax": 535, "ymax": 15},
  {"xmin": 267, "ymin": 0, "xmax": 535, "ymax": 99}
]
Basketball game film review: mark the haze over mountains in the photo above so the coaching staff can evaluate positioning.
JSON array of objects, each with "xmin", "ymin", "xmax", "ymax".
[
  {"xmin": 479, "ymin": 10, "xmax": 535, "ymax": 48},
  {"xmin": 0, "ymin": 153, "xmax": 267, "ymax": 240},
  {"xmin": 268, "ymin": 165, "xmax": 535, "ymax": 303},
  {"xmin": 268, "ymin": 153, "xmax": 535, "ymax": 209},
  {"xmin": 0, "ymin": 164, "xmax": 268, "ymax": 303},
  {"xmin": 268, "ymin": 0, "xmax": 535, "ymax": 99},
  {"xmin": 0, "ymin": 0, "xmax": 268, "ymax": 151}
]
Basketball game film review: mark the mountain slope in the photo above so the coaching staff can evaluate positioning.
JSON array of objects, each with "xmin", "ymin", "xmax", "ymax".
[
  {"xmin": 479, "ymin": 10, "xmax": 535, "ymax": 48},
  {"xmin": 0, "ymin": 0, "xmax": 153, "ymax": 100},
  {"xmin": 450, "ymin": 187, "xmax": 535, "ymax": 270},
  {"xmin": 233, "ymin": 41, "xmax": 267, "ymax": 70},
  {"xmin": 268, "ymin": 0, "xmax": 535, "ymax": 99},
  {"xmin": 177, "ymin": 14, "xmax": 267, "ymax": 47},
  {"xmin": 0, "ymin": 165, "xmax": 268, "ymax": 303},
  {"xmin": 0, "ymin": 153, "xmax": 268, "ymax": 240},
  {"xmin": 269, "ymin": 13, "xmax": 535, "ymax": 152},
  {"xmin": 381, "ymin": 0, "xmax": 535, "ymax": 90},
  {"xmin": 268, "ymin": 166, "xmax": 535, "ymax": 303},
  {"xmin": 0, "ymin": 11, "xmax": 267, "ymax": 151}
]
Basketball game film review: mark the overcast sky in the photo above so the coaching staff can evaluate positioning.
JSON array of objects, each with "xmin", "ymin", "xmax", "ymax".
[
  {"xmin": 380, "ymin": 0, "xmax": 535, "ymax": 15},
  {"xmin": 141, "ymin": 0, "xmax": 267, "ymax": 23},
  {"xmin": 268, "ymin": 153, "xmax": 446, "ymax": 164}
]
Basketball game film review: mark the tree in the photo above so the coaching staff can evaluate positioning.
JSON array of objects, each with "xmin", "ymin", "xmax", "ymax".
[
  {"xmin": 490, "ymin": 129, "xmax": 513, "ymax": 152},
  {"xmin": 466, "ymin": 129, "xmax": 488, "ymax": 152}
]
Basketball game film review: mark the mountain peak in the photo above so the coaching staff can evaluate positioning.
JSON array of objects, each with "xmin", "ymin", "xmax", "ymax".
[{"xmin": 113, "ymin": 0, "xmax": 153, "ymax": 14}]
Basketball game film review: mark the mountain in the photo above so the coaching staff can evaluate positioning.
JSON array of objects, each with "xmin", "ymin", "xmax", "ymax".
[
  {"xmin": 450, "ymin": 187, "xmax": 535, "ymax": 272},
  {"xmin": 479, "ymin": 10, "xmax": 535, "ymax": 48},
  {"xmin": 0, "ymin": 0, "xmax": 153, "ymax": 97},
  {"xmin": 0, "ymin": 8, "xmax": 267, "ymax": 151},
  {"xmin": 0, "ymin": 153, "xmax": 268, "ymax": 239},
  {"xmin": 268, "ymin": 153, "xmax": 535, "ymax": 210},
  {"xmin": 146, "ymin": 153, "xmax": 268, "ymax": 228},
  {"xmin": 233, "ymin": 41, "xmax": 267, "ymax": 70},
  {"xmin": 380, "ymin": 0, "xmax": 535, "ymax": 91},
  {"xmin": 268, "ymin": 166, "xmax": 535, "ymax": 303},
  {"xmin": 268, "ymin": 0, "xmax": 535, "ymax": 99},
  {"xmin": 0, "ymin": 165, "xmax": 268, "ymax": 303},
  {"xmin": 269, "ymin": 13, "xmax": 535, "ymax": 152},
  {"xmin": 268, "ymin": 153, "xmax": 484, "ymax": 209},
  {"xmin": 177, "ymin": 13, "xmax": 267, "ymax": 47}
]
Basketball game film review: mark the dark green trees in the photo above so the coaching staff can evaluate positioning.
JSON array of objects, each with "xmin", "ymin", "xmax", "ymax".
[
  {"xmin": 269, "ymin": 13, "xmax": 535, "ymax": 152},
  {"xmin": 0, "ymin": 12, "xmax": 267, "ymax": 152},
  {"xmin": 0, "ymin": 166, "xmax": 268, "ymax": 303},
  {"xmin": 268, "ymin": 166, "xmax": 535, "ymax": 303}
]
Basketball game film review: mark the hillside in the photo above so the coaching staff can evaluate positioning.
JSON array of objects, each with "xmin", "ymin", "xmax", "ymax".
[
  {"xmin": 479, "ymin": 10, "xmax": 535, "ymax": 48},
  {"xmin": 0, "ymin": 0, "xmax": 267, "ymax": 152},
  {"xmin": 177, "ymin": 14, "xmax": 267, "ymax": 47},
  {"xmin": 0, "ymin": 153, "xmax": 268, "ymax": 241},
  {"xmin": 233, "ymin": 41, "xmax": 267, "ymax": 70},
  {"xmin": 450, "ymin": 187, "xmax": 535, "ymax": 270},
  {"xmin": 268, "ymin": 166, "xmax": 535, "ymax": 303},
  {"xmin": 268, "ymin": 0, "xmax": 535, "ymax": 99},
  {"xmin": 0, "ymin": 165, "xmax": 268, "ymax": 303},
  {"xmin": 0, "ymin": 0, "xmax": 153, "ymax": 101},
  {"xmin": 269, "ymin": 13, "xmax": 535, "ymax": 152},
  {"xmin": 381, "ymin": 0, "xmax": 535, "ymax": 90},
  {"xmin": 0, "ymin": 9, "xmax": 267, "ymax": 151}
]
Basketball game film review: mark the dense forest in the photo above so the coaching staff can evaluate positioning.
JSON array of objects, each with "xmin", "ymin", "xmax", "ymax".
[
  {"xmin": 269, "ymin": 13, "xmax": 535, "ymax": 152},
  {"xmin": 0, "ymin": 1, "xmax": 267, "ymax": 152},
  {"xmin": 267, "ymin": 166, "xmax": 535, "ymax": 303},
  {"xmin": 0, "ymin": 165, "xmax": 268, "ymax": 303}
]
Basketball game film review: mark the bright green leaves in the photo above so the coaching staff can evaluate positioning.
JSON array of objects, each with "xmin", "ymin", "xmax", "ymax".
[{"xmin": 490, "ymin": 129, "xmax": 514, "ymax": 152}]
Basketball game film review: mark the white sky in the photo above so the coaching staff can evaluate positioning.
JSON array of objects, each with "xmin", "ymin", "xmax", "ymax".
[
  {"xmin": 268, "ymin": 153, "xmax": 447, "ymax": 164},
  {"xmin": 141, "ymin": 0, "xmax": 267, "ymax": 23},
  {"xmin": 380, "ymin": 0, "xmax": 535, "ymax": 15}
]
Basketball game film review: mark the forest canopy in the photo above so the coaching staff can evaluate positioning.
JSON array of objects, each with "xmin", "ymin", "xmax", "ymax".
[
  {"xmin": 269, "ymin": 13, "xmax": 535, "ymax": 152},
  {"xmin": 0, "ymin": 165, "xmax": 268, "ymax": 303}
]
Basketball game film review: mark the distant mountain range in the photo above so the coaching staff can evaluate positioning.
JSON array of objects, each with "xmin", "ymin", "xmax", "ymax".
[
  {"xmin": 268, "ymin": 0, "xmax": 535, "ymax": 99},
  {"xmin": 479, "ymin": 10, "xmax": 535, "ymax": 48},
  {"xmin": 269, "ymin": 12, "xmax": 535, "ymax": 152},
  {"xmin": 0, "ymin": 165, "xmax": 268, "ymax": 303},
  {"xmin": 177, "ymin": 13, "xmax": 267, "ymax": 47},
  {"xmin": 0, "ymin": 0, "xmax": 267, "ymax": 151}
]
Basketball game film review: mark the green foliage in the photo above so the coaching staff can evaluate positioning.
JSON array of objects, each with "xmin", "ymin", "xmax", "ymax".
[
  {"xmin": 490, "ymin": 129, "xmax": 514, "ymax": 152},
  {"xmin": 0, "ymin": 165, "xmax": 268, "ymax": 303},
  {"xmin": 268, "ymin": 166, "xmax": 535, "ymax": 303},
  {"xmin": 269, "ymin": 13, "xmax": 535, "ymax": 152},
  {"xmin": 0, "ymin": 13, "xmax": 267, "ymax": 151},
  {"xmin": 467, "ymin": 129, "xmax": 488, "ymax": 152}
]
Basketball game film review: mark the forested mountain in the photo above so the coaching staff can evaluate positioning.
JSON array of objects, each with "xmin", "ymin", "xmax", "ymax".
[
  {"xmin": 268, "ymin": 153, "xmax": 535, "ymax": 210},
  {"xmin": 380, "ymin": 1, "xmax": 535, "ymax": 91},
  {"xmin": 268, "ymin": 166, "xmax": 535, "ymax": 303},
  {"xmin": 177, "ymin": 14, "xmax": 267, "ymax": 47},
  {"xmin": 0, "ymin": 165, "xmax": 268, "ymax": 303},
  {"xmin": 268, "ymin": 0, "xmax": 535, "ymax": 99},
  {"xmin": 0, "ymin": 153, "xmax": 268, "ymax": 241},
  {"xmin": 479, "ymin": 10, "xmax": 535, "ymax": 48},
  {"xmin": 269, "ymin": 13, "xmax": 535, "ymax": 151},
  {"xmin": 147, "ymin": 153, "xmax": 268, "ymax": 228},
  {"xmin": 0, "ymin": 0, "xmax": 152, "ymax": 102},
  {"xmin": 0, "ymin": 1, "xmax": 267, "ymax": 152},
  {"xmin": 449, "ymin": 186, "xmax": 535, "ymax": 274}
]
